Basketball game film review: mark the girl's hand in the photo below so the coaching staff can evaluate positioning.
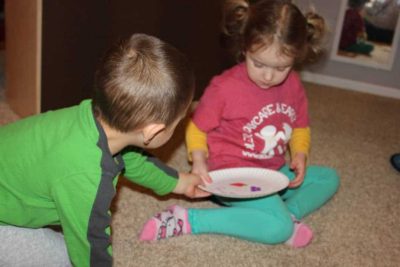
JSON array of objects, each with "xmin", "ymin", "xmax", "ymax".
[
  {"xmin": 288, "ymin": 152, "xmax": 307, "ymax": 188},
  {"xmin": 173, "ymin": 172, "xmax": 211, "ymax": 198},
  {"xmin": 191, "ymin": 150, "xmax": 213, "ymax": 184}
]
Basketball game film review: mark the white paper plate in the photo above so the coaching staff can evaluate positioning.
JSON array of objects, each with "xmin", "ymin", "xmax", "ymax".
[{"xmin": 198, "ymin": 167, "xmax": 289, "ymax": 198}]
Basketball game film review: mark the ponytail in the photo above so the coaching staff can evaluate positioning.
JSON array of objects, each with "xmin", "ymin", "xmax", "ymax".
[
  {"xmin": 221, "ymin": 0, "xmax": 250, "ymax": 37},
  {"xmin": 304, "ymin": 11, "xmax": 327, "ymax": 62},
  {"xmin": 221, "ymin": 0, "xmax": 250, "ymax": 61}
]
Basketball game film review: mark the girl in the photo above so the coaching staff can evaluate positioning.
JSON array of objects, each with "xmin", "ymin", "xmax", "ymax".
[{"xmin": 140, "ymin": 0, "xmax": 340, "ymax": 248}]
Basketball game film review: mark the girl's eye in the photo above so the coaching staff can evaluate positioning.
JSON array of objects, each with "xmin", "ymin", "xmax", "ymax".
[
  {"xmin": 253, "ymin": 61, "xmax": 264, "ymax": 68},
  {"xmin": 276, "ymin": 67, "xmax": 287, "ymax": 72}
]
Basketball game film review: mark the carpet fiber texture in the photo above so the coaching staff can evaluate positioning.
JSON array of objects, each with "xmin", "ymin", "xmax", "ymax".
[{"xmin": 1, "ymin": 82, "xmax": 399, "ymax": 267}]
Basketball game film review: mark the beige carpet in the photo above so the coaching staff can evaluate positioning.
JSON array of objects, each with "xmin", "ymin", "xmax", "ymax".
[{"xmin": 1, "ymin": 83, "xmax": 399, "ymax": 267}]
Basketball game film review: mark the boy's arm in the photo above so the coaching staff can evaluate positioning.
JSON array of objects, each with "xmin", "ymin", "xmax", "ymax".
[
  {"xmin": 121, "ymin": 149, "xmax": 178, "ymax": 196},
  {"xmin": 122, "ymin": 148, "xmax": 210, "ymax": 198}
]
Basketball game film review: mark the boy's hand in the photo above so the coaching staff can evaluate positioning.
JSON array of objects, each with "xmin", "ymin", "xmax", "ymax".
[
  {"xmin": 288, "ymin": 152, "xmax": 307, "ymax": 188},
  {"xmin": 173, "ymin": 172, "xmax": 211, "ymax": 198},
  {"xmin": 191, "ymin": 150, "xmax": 212, "ymax": 184}
]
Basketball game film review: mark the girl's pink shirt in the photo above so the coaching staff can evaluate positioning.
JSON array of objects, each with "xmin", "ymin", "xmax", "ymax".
[{"xmin": 193, "ymin": 63, "xmax": 309, "ymax": 171}]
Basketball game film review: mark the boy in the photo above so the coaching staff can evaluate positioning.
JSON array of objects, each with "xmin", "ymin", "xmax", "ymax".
[{"xmin": 0, "ymin": 33, "xmax": 209, "ymax": 266}]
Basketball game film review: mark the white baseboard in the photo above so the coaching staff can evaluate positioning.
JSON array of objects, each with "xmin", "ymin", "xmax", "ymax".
[{"xmin": 300, "ymin": 71, "xmax": 400, "ymax": 100}]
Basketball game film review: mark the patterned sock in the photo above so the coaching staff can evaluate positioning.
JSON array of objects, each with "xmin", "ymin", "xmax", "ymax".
[
  {"xmin": 285, "ymin": 216, "xmax": 313, "ymax": 248},
  {"xmin": 139, "ymin": 205, "xmax": 191, "ymax": 241}
]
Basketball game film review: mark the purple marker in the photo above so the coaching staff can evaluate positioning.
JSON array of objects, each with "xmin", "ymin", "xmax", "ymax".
[{"xmin": 250, "ymin": 186, "xmax": 261, "ymax": 192}]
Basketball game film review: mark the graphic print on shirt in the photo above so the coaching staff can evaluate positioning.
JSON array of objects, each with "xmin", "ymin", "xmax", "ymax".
[{"xmin": 242, "ymin": 102, "xmax": 296, "ymax": 160}]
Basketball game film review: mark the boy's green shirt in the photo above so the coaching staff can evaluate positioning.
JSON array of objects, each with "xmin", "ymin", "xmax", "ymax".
[{"xmin": 0, "ymin": 100, "xmax": 178, "ymax": 266}]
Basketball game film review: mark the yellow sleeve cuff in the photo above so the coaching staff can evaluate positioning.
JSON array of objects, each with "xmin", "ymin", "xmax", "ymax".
[
  {"xmin": 289, "ymin": 127, "xmax": 311, "ymax": 159},
  {"xmin": 185, "ymin": 120, "xmax": 208, "ymax": 161}
]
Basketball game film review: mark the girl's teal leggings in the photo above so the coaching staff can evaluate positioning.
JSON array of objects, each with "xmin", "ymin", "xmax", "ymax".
[{"xmin": 188, "ymin": 165, "xmax": 340, "ymax": 244}]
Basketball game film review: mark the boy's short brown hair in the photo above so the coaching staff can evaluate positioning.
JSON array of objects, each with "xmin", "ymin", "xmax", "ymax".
[{"xmin": 92, "ymin": 33, "xmax": 195, "ymax": 132}]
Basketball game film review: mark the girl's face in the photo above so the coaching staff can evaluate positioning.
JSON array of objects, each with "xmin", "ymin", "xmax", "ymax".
[{"xmin": 245, "ymin": 41, "xmax": 294, "ymax": 89}]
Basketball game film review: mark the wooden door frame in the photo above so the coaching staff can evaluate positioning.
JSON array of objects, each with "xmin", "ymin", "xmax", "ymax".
[{"xmin": 5, "ymin": 0, "xmax": 42, "ymax": 117}]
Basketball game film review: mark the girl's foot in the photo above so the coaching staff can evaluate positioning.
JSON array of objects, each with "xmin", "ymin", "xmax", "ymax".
[
  {"xmin": 285, "ymin": 217, "xmax": 313, "ymax": 248},
  {"xmin": 139, "ymin": 205, "xmax": 191, "ymax": 241}
]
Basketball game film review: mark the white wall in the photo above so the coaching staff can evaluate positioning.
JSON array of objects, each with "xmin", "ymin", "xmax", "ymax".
[{"xmin": 297, "ymin": 0, "xmax": 400, "ymax": 99}]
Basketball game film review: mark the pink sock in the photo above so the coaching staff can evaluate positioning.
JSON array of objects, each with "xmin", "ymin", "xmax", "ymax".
[
  {"xmin": 285, "ymin": 216, "xmax": 313, "ymax": 248},
  {"xmin": 139, "ymin": 205, "xmax": 191, "ymax": 241}
]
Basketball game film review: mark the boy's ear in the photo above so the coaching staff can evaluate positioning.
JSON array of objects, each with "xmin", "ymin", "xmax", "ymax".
[{"xmin": 142, "ymin": 123, "xmax": 166, "ymax": 145}]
